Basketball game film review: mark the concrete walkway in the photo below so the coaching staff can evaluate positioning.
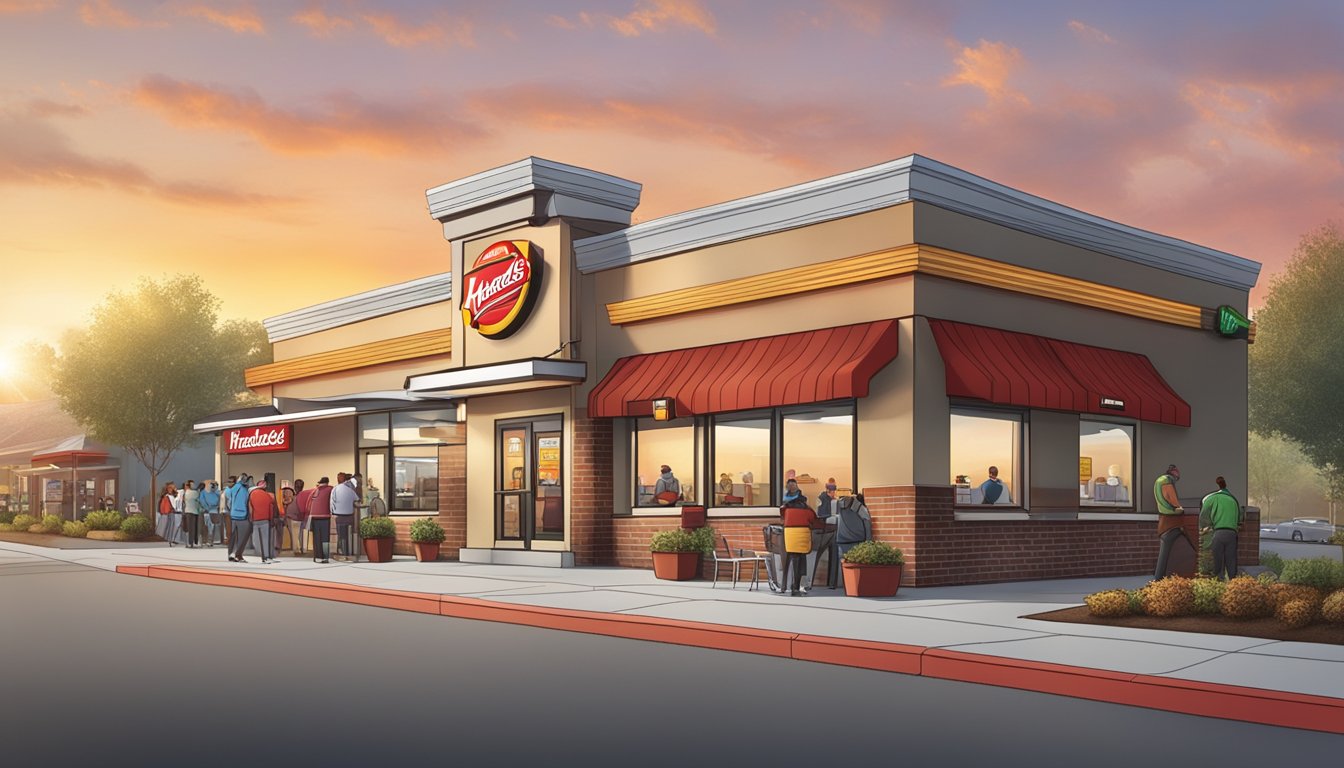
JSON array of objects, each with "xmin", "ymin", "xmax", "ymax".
[{"xmin": 3, "ymin": 539, "xmax": 1341, "ymax": 735}]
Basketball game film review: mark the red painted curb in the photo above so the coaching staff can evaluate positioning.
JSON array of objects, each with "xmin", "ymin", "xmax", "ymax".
[{"xmin": 118, "ymin": 564, "xmax": 1344, "ymax": 735}]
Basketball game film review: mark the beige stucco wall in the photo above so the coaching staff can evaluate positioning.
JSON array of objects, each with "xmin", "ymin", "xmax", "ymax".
[
  {"xmin": 270, "ymin": 355, "xmax": 453, "ymax": 400},
  {"xmin": 293, "ymin": 416, "xmax": 355, "ymax": 486},
  {"xmin": 272, "ymin": 301, "xmax": 454, "ymax": 361}
]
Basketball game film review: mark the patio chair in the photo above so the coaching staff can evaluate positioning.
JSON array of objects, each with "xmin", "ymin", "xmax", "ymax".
[{"xmin": 711, "ymin": 535, "xmax": 767, "ymax": 591}]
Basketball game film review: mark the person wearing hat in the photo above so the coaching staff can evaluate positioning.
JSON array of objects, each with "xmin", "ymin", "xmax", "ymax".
[
  {"xmin": 653, "ymin": 464, "xmax": 681, "ymax": 505},
  {"xmin": 1153, "ymin": 464, "xmax": 1188, "ymax": 579}
]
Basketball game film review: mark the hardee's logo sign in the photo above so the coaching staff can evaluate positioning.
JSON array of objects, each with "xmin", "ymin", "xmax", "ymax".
[
  {"xmin": 461, "ymin": 240, "xmax": 542, "ymax": 339},
  {"xmin": 226, "ymin": 425, "xmax": 292, "ymax": 454}
]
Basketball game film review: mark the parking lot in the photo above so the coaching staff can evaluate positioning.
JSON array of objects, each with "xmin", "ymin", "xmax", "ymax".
[{"xmin": 1260, "ymin": 538, "xmax": 1344, "ymax": 563}]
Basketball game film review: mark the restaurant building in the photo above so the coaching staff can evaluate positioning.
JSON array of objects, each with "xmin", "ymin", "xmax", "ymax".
[{"xmin": 195, "ymin": 154, "xmax": 1260, "ymax": 584}]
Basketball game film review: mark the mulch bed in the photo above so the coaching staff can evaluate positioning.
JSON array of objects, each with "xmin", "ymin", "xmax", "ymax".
[
  {"xmin": 1027, "ymin": 605, "xmax": 1344, "ymax": 646},
  {"xmin": 0, "ymin": 531, "xmax": 161, "ymax": 549}
]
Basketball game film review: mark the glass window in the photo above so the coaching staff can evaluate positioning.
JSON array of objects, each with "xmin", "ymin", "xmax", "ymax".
[
  {"xmin": 1080, "ymin": 421, "xmax": 1135, "ymax": 507},
  {"xmin": 950, "ymin": 408, "xmax": 1021, "ymax": 506},
  {"xmin": 359, "ymin": 413, "xmax": 389, "ymax": 448},
  {"xmin": 391, "ymin": 445, "xmax": 438, "ymax": 512},
  {"xmin": 633, "ymin": 418, "xmax": 696, "ymax": 506},
  {"xmin": 713, "ymin": 411, "xmax": 772, "ymax": 506},
  {"xmin": 391, "ymin": 409, "xmax": 457, "ymax": 445},
  {"xmin": 782, "ymin": 404, "xmax": 855, "ymax": 505}
]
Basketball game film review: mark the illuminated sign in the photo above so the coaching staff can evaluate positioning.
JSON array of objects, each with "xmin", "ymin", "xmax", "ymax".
[
  {"xmin": 226, "ymin": 425, "xmax": 292, "ymax": 454},
  {"xmin": 1216, "ymin": 305, "xmax": 1251, "ymax": 339},
  {"xmin": 461, "ymin": 240, "xmax": 542, "ymax": 339},
  {"xmin": 652, "ymin": 398, "xmax": 675, "ymax": 421},
  {"xmin": 1100, "ymin": 397, "xmax": 1125, "ymax": 410}
]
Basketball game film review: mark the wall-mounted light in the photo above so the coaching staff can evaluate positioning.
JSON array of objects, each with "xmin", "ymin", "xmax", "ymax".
[{"xmin": 652, "ymin": 398, "xmax": 675, "ymax": 421}]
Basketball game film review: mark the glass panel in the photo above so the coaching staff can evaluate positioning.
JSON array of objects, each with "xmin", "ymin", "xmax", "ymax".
[
  {"xmin": 782, "ymin": 405, "xmax": 854, "ymax": 508},
  {"xmin": 713, "ymin": 412, "xmax": 772, "ymax": 506},
  {"xmin": 1080, "ymin": 421, "xmax": 1135, "ymax": 507},
  {"xmin": 534, "ymin": 431, "xmax": 564, "ymax": 539},
  {"xmin": 634, "ymin": 418, "xmax": 695, "ymax": 506},
  {"xmin": 950, "ymin": 409, "xmax": 1021, "ymax": 506},
  {"xmin": 391, "ymin": 410, "xmax": 458, "ymax": 445},
  {"xmin": 360, "ymin": 449, "xmax": 388, "ymax": 511},
  {"xmin": 392, "ymin": 445, "xmax": 437, "ymax": 512},
  {"xmin": 359, "ymin": 413, "xmax": 390, "ymax": 448},
  {"xmin": 501, "ymin": 428, "xmax": 527, "ymax": 491},
  {"xmin": 500, "ymin": 494, "xmax": 521, "ymax": 538}
]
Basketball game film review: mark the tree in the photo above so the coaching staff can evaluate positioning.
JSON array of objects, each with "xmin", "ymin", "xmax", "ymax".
[
  {"xmin": 52, "ymin": 275, "xmax": 271, "ymax": 524},
  {"xmin": 1249, "ymin": 224, "xmax": 1344, "ymax": 518},
  {"xmin": 1247, "ymin": 431, "xmax": 1322, "ymax": 521}
]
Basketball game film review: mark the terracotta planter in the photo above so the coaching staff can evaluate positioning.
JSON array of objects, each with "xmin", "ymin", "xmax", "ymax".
[
  {"xmin": 362, "ymin": 537, "xmax": 394, "ymax": 563},
  {"xmin": 842, "ymin": 562, "xmax": 903, "ymax": 597},
  {"xmin": 652, "ymin": 551, "xmax": 700, "ymax": 580},
  {"xmin": 680, "ymin": 506, "xmax": 707, "ymax": 529},
  {"xmin": 412, "ymin": 541, "xmax": 441, "ymax": 562}
]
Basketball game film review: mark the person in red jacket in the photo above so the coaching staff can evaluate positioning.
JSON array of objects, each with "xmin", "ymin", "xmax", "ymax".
[
  {"xmin": 780, "ymin": 479, "xmax": 818, "ymax": 596},
  {"xmin": 308, "ymin": 477, "xmax": 334, "ymax": 563},
  {"xmin": 248, "ymin": 479, "xmax": 278, "ymax": 564}
]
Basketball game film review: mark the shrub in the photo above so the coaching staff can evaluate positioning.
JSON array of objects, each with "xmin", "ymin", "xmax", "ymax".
[
  {"xmin": 11, "ymin": 514, "xmax": 37, "ymax": 531},
  {"xmin": 1256, "ymin": 571, "xmax": 1278, "ymax": 586},
  {"xmin": 0, "ymin": 523, "xmax": 14, "ymax": 532},
  {"xmin": 1143, "ymin": 576, "xmax": 1195, "ymax": 617},
  {"xmin": 1219, "ymin": 576, "xmax": 1273, "ymax": 619},
  {"xmin": 408, "ymin": 518, "xmax": 445, "ymax": 544},
  {"xmin": 40, "ymin": 514, "xmax": 64, "ymax": 534},
  {"xmin": 1330, "ymin": 531, "xmax": 1344, "ymax": 546},
  {"xmin": 1085, "ymin": 589, "xmax": 1132, "ymax": 618},
  {"xmin": 1279, "ymin": 557, "xmax": 1344, "ymax": 592},
  {"xmin": 62, "ymin": 521, "xmax": 89, "ymax": 538},
  {"xmin": 1321, "ymin": 590, "xmax": 1344, "ymax": 624},
  {"xmin": 649, "ymin": 528, "xmax": 698, "ymax": 553},
  {"xmin": 359, "ymin": 516, "xmax": 396, "ymax": 539},
  {"xmin": 1269, "ymin": 583, "xmax": 1323, "ymax": 612},
  {"xmin": 1259, "ymin": 551, "xmax": 1285, "ymax": 576},
  {"xmin": 1191, "ymin": 578, "xmax": 1226, "ymax": 614},
  {"xmin": 1277, "ymin": 599, "xmax": 1317, "ymax": 629},
  {"xmin": 120, "ymin": 514, "xmax": 153, "ymax": 540},
  {"xmin": 687, "ymin": 525, "xmax": 717, "ymax": 556},
  {"xmin": 1126, "ymin": 588, "xmax": 1146, "ymax": 615},
  {"xmin": 842, "ymin": 540, "xmax": 904, "ymax": 566},
  {"xmin": 0, "ymin": 510, "xmax": 16, "ymax": 524},
  {"xmin": 84, "ymin": 510, "xmax": 123, "ymax": 531}
]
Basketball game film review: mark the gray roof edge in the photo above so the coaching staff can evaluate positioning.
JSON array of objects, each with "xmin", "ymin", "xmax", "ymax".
[
  {"xmin": 572, "ymin": 153, "xmax": 1261, "ymax": 290},
  {"xmin": 426, "ymin": 157, "xmax": 642, "ymax": 222},
  {"xmin": 262, "ymin": 272, "xmax": 453, "ymax": 343}
]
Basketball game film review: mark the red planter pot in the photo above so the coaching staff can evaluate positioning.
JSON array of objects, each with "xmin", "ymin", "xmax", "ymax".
[
  {"xmin": 842, "ymin": 562, "xmax": 903, "ymax": 597},
  {"xmin": 362, "ymin": 537, "xmax": 394, "ymax": 563},
  {"xmin": 412, "ymin": 541, "xmax": 441, "ymax": 562},
  {"xmin": 652, "ymin": 551, "xmax": 700, "ymax": 580}
]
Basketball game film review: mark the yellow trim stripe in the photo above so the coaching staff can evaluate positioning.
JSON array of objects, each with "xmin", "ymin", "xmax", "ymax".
[
  {"xmin": 604, "ymin": 244, "xmax": 1208, "ymax": 331},
  {"xmin": 244, "ymin": 328, "xmax": 452, "ymax": 388}
]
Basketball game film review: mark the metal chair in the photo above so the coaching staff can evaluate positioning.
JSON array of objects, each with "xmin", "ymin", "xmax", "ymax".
[{"xmin": 711, "ymin": 535, "xmax": 767, "ymax": 590}]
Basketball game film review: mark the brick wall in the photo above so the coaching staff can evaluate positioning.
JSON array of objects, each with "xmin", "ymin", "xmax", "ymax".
[
  {"xmin": 386, "ymin": 436, "xmax": 467, "ymax": 558},
  {"xmin": 613, "ymin": 514, "xmax": 790, "ymax": 581},
  {"xmin": 571, "ymin": 417, "xmax": 614, "ymax": 566},
  {"xmin": 863, "ymin": 486, "xmax": 1261, "ymax": 587}
]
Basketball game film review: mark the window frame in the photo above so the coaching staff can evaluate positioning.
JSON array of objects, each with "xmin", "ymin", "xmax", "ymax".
[
  {"xmin": 631, "ymin": 416, "xmax": 698, "ymax": 508},
  {"xmin": 1078, "ymin": 417, "xmax": 1138, "ymax": 511},
  {"xmin": 949, "ymin": 404, "xmax": 1027, "ymax": 509}
]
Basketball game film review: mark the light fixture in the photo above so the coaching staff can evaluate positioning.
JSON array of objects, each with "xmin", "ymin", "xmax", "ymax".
[{"xmin": 652, "ymin": 398, "xmax": 674, "ymax": 421}]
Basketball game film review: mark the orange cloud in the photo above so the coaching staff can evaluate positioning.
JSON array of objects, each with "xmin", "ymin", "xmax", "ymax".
[
  {"xmin": 176, "ymin": 2, "xmax": 264, "ymax": 34},
  {"xmin": 557, "ymin": 0, "xmax": 715, "ymax": 37},
  {"xmin": 292, "ymin": 4, "xmax": 353, "ymax": 37},
  {"xmin": 26, "ymin": 98, "xmax": 90, "ymax": 118},
  {"xmin": 0, "ymin": 111, "xmax": 292, "ymax": 208},
  {"xmin": 361, "ymin": 10, "xmax": 473, "ymax": 48},
  {"xmin": 0, "ymin": 0, "xmax": 57, "ymax": 14},
  {"xmin": 131, "ymin": 75, "xmax": 484, "ymax": 155},
  {"xmin": 80, "ymin": 0, "xmax": 159, "ymax": 28},
  {"xmin": 1067, "ymin": 19, "xmax": 1114, "ymax": 44},
  {"xmin": 943, "ymin": 39, "xmax": 1028, "ymax": 104}
]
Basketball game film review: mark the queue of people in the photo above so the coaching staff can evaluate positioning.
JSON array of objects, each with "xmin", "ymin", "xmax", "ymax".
[
  {"xmin": 1152, "ymin": 464, "xmax": 1244, "ymax": 581},
  {"xmin": 774, "ymin": 477, "xmax": 872, "ymax": 597}
]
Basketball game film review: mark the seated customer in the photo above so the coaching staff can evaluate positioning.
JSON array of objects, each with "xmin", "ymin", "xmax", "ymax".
[{"xmin": 978, "ymin": 466, "xmax": 1010, "ymax": 505}]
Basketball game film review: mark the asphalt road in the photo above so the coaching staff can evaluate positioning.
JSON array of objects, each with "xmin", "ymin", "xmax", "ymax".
[
  {"xmin": 1, "ymin": 553, "xmax": 1340, "ymax": 766},
  {"xmin": 1261, "ymin": 538, "xmax": 1344, "ymax": 563}
]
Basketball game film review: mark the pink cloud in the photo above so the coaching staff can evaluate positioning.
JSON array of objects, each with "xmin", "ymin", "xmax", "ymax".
[
  {"xmin": 80, "ymin": 0, "xmax": 160, "ymax": 28},
  {"xmin": 0, "ymin": 0, "xmax": 57, "ymax": 14},
  {"xmin": 176, "ymin": 2, "xmax": 264, "ymax": 34},
  {"xmin": 943, "ymin": 39, "xmax": 1029, "ymax": 104},
  {"xmin": 131, "ymin": 75, "xmax": 484, "ymax": 155},
  {"xmin": 1067, "ymin": 19, "xmax": 1114, "ymax": 45},
  {"xmin": 360, "ymin": 10, "xmax": 473, "ymax": 48},
  {"xmin": 556, "ymin": 0, "xmax": 715, "ymax": 37},
  {"xmin": 291, "ymin": 4, "xmax": 353, "ymax": 37},
  {"xmin": 26, "ymin": 98, "xmax": 90, "ymax": 118}
]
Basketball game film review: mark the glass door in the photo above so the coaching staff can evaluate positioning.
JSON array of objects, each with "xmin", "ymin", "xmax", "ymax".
[
  {"xmin": 496, "ymin": 416, "xmax": 564, "ymax": 548},
  {"xmin": 533, "ymin": 429, "xmax": 564, "ymax": 542}
]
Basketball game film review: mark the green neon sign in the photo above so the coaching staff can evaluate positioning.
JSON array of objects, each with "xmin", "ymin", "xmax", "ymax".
[{"xmin": 1217, "ymin": 305, "xmax": 1250, "ymax": 339}]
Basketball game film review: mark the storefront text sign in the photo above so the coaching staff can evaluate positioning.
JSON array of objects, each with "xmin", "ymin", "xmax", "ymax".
[
  {"xmin": 461, "ymin": 240, "xmax": 542, "ymax": 339},
  {"xmin": 1099, "ymin": 397, "xmax": 1125, "ymax": 410},
  {"xmin": 226, "ymin": 425, "xmax": 292, "ymax": 454}
]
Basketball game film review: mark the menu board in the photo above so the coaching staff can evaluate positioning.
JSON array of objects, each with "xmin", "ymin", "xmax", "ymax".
[
  {"xmin": 1079, "ymin": 457, "xmax": 1093, "ymax": 484},
  {"xmin": 538, "ymin": 436, "xmax": 561, "ymax": 485}
]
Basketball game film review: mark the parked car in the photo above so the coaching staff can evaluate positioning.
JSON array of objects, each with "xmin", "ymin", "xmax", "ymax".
[{"xmin": 1273, "ymin": 518, "xmax": 1336, "ymax": 542}]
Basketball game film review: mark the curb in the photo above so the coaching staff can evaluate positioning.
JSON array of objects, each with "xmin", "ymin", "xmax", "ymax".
[{"xmin": 118, "ymin": 564, "xmax": 1344, "ymax": 735}]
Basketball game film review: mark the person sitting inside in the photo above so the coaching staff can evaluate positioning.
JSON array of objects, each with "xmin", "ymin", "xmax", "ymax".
[
  {"xmin": 978, "ymin": 466, "xmax": 1010, "ymax": 505},
  {"xmin": 653, "ymin": 464, "xmax": 682, "ymax": 505}
]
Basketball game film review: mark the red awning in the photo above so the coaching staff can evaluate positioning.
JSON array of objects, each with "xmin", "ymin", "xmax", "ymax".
[
  {"xmin": 928, "ymin": 319, "xmax": 1190, "ymax": 427},
  {"xmin": 588, "ymin": 320, "xmax": 900, "ymax": 418}
]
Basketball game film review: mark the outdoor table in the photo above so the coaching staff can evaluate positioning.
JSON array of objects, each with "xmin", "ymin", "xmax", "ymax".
[{"xmin": 761, "ymin": 524, "xmax": 836, "ymax": 593}]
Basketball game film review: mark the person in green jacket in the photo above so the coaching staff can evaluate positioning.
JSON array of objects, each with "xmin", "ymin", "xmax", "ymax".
[
  {"xmin": 1200, "ymin": 476, "xmax": 1242, "ymax": 580},
  {"xmin": 1153, "ymin": 464, "xmax": 1188, "ymax": 579}
]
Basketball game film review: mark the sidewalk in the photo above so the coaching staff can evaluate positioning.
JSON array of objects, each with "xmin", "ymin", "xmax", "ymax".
[{"xmin": 3, "ymin": 539, "xmax": 1341, "ymax": 734}]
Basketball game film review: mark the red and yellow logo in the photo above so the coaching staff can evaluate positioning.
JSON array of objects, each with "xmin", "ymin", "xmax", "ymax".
[{"xmin": 461, "ymin": 240, "xmax": 542, "ymax": 339}]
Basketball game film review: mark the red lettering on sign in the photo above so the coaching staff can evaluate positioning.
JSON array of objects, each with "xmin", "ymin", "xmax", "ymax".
[
  {"xmin": 460, "ymin": 240, "xmax": 542, "ymax": 339},
  {"xmin": 226, "ymin": 425, "xmax": 293, "ymax": 454}
]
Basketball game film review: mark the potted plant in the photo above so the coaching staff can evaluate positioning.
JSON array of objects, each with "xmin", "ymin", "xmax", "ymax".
[
  {"xmin": 409, "ymin": 518, "xmax": 446, "ymax": 562},
  {"xmin": 359, "ymin": 516, "xmax": 397, "ymax": 562},
  {"xmin": 650, "ymin": 526, "xmax": 715, "ymax": 580},
  {"xmin": 841, "ymin": 541, "xmax": 905, "ymax": 597}
]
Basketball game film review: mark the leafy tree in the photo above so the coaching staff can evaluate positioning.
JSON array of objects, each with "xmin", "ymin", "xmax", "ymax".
[
  {"xmin": 1249, "ymin": 224, "xmax": 1344, "ymax": 502},
  {"xmin": 52, "ymin": 275, "xmax": 271, "ymax": 522},
  {"xmin": 1247, "ymin": 431, "xmax": 1322, "ymax": 521}
]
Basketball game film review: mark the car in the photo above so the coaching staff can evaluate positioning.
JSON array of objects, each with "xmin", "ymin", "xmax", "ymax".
[{"xmin": 1273, "ymin": 518, "xmax": 1336, "ymax": 543}]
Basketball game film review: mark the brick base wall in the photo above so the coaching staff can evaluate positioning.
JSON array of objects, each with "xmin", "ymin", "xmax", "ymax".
[{"xmin": 571, "ymin": 418, "xmax": 614, "ymax": 566}]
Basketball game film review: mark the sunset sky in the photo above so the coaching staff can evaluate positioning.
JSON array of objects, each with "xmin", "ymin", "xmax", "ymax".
[{"xmin": 3, "ymin": 0, "xmax": 1342, "ymax": 361}]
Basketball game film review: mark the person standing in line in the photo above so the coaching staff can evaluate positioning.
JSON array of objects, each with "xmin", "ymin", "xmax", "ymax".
[
  {"xmin": 198, "ymin": 480, "xmax": 221, "ymax": 548},
  {"xmin": 330, "ymin": 472, "xmax": 359, "ymax": 561},
  {"xmin": 816, "ymin": 478, "xmax": 839, "ymax": 520},
  {"xmin": 780, "ymin": 487, "xmax": 819, "ymax": 597},
  {"xmin": 182, "ymin": 480, "xmax": 201, "ymax": 548},
  {"xmin": 157, "ymin": 482, "xmax": 178, "ymax": 547},
  {"xmin": 272, "ymin": 482, "xmax": 288, "ymax": 555},
  {"xmin": 308, "ymin": 477, "xmax": 334, "ymax": 563},
  {"xmin": 1153, "ymin": 464, "xmax": 1189, "ymax": 579},
  {"xmin": 833, "ymin": 494, "xmax": 873, "ymax": 589},
  {"xmin": 220, "ymin": 476, "xmax": 238, "ymax": 548},
  {"xmin": 284, "ymin": 479, "xmax": 307, "ymax": 557},
  {"xmin": 248, "ymin": 477, "xmax": 278, "ymax": 564},
  {"xmin": 227, "ymin": 474, "xmax": 252, "ymax": 562},
  {"xmin": 1200, "ymin": 476, "xmax": 1242, "ymax": 580}
]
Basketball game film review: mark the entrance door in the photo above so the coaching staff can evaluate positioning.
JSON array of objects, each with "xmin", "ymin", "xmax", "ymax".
[{"xmin": 496, "ymin": 416, "xmax": 564, "ymax": 548}]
